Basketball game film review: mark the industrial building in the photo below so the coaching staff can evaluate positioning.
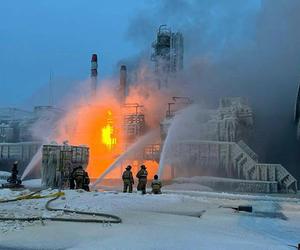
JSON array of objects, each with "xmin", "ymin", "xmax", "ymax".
[
  {"xmin": 122, "ymin": 103, "xmax": 145, "ymax": 143},
  {"xmin": 83, "ymin": 34, "xmax": 297, "ymax": 193},
  {"xmin": 1, "ymin": 29, "xmax": 298, "ymax": 194},
  {"xmin": 158, "ymin": 97, "xmax": 297, "ymax": 193},
  {"xmin": 0, "ymin": 106, "xmax": 63, "ymax": 173}
]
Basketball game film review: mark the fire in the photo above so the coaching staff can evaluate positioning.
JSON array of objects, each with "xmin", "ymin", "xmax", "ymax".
[
  {"xmin": 55, "ymin": 86, "xmax": 124, "ymax": 178},
  {"xmin": 54, "ymin": 79, "xmax": 170, "ymax": 180},
  {"xmin": 101, "ymin": 110, "xmax": 117, "ymax": 150}
]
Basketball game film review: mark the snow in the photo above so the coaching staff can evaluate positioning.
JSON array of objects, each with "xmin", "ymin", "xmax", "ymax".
[
  {"xmin": 164, "ymin": 182, "xmax": 213, "ymax": 192},
  {"xmin": 0, "ymin": 171, "xmax": 10, "ymax": 177},
  {"xmin": 0, "ymin": 188, "xmax": 299, "ymax": 250},
  {"xmin": 22, "ymin": 178, "xmax": 42, "ymax": 189}
]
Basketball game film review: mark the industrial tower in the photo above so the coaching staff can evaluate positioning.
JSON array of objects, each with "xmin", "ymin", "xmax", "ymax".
[
  {"xmin": 90, "ymin": 54, "xmax": 98, "ymax": 97},
  {"xmin": 151, "ymin": 25, "xmax": 184, "ymax": 89}
]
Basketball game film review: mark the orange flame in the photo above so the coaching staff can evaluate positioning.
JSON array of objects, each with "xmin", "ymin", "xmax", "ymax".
[
  {"xmin": 54, "ymin": 76, "xmax": 174, "ymax": 180},
  {"xmin": 101, "ymin": 110, "xmax": 117, "ymax": 150},
  {"xmin": 55, "ymin": 85, "xmax": 124, "ymax": 178}
]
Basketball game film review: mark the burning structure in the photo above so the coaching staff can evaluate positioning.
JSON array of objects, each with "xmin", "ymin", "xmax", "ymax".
[
  {"xmin": 2, "ymin": 26, "xmax": 297, "ymax": 194},
  {"xmin": 43, "ymin": 59, "xmax": 144, "ymax": 180},
  {"xmin": 123, "ymin": 103, "xmax": 145, "ymax": 143},
  {"xmin": 152, "ymin": 25, "xmax": 184, "ymax": 89},
  {"xmin": 36, "ymin": 31, "xmax": 297, "ymax": 193}
]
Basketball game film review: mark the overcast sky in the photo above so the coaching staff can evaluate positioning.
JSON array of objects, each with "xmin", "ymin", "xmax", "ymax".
[{"xmin": 0, "ymin": 0, "xmax": 147, "ymax": 107}]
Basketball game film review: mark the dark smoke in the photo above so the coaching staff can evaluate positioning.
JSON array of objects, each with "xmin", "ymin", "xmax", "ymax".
[{"xmin": 126, "ymin": 0, "xmax": 300, "ymax": 180}]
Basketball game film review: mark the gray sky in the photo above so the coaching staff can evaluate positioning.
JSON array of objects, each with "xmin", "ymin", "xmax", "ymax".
[{"xmin": 0, "ymin": 0, "xmax": 146, "ymax": 106}]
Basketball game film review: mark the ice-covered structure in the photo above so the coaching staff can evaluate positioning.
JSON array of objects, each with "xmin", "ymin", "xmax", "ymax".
[
  {"xmin": 41, "ymin": 143, "xmax": 89, "ymax": 189},
  {"xmin": 0, "ymin": 107, "xmax": 35, "ymax": 143},
  {"xmin": 0, "ymin": 106, "xmax": 63, "ymax": 172},
  {"xmin": 161, "ymin": 97, "xmax": 253, "ymax": 143},
  {"xmin": 158, "ymin": 97, "xmax": 297, "ymax": 193},
  {"xmin": 0, "ymin": 106, "xmax": 62, "ymax": 142}
]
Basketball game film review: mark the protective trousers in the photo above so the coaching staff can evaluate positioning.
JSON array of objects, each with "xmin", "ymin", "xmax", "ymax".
[
  {"xmin": 137, "ymin": 179, "xmax": 147, "ymax": 194},
  {"xmin": 123, "ymin": 180, "xmax": 133, "ymax": 193}
]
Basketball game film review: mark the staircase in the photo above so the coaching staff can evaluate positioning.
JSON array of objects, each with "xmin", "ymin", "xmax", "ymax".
[{"xmin": 232, "ymin": 142, "xmax": 297, "ymax": 193}]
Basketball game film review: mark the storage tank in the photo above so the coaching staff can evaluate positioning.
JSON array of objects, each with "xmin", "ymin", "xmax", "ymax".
[{"xmin": 41, "ymin": 143, "xmax": 89, "ymax": 189}]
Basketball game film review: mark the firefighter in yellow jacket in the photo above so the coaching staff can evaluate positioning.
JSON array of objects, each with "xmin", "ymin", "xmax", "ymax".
[
  {"xmin": 136, "ymin": 165, "xmax": 148, "ymax": 194},
  {"xmin": 122, "ymin": 165, "xmax": 134, "ymax": 193},
  {"xmin": 151, "ymin": 174, "xmax": 162, "ymax": 194}
]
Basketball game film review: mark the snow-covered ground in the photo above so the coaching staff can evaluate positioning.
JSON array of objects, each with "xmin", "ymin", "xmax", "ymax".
[
  {"xmin": 22, "ymin": 178, "xmax": 42, "ymax": 189},
  {"xmin": 0, "ymin": 186, "xmax": 299, "ymax": 250}
]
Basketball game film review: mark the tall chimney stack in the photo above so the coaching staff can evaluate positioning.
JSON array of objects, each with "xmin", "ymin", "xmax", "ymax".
[
  {"xmin": 120, "ymin": 65, "xmax": 127, "ymax": 103},
  {"xmin": 90, "ymin": 54, "xmax": 98, "ymax": 97}
]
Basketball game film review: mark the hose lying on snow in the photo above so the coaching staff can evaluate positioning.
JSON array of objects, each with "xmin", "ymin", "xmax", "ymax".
[
  {"xmin": 0, "ymin": 189, "xmax": 45, "ymax": 203},
  {"xmin": 0, "ymin": 190, "xmax": 122, "ymax": 224}
]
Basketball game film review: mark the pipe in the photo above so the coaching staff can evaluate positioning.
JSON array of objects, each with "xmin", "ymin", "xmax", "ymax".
[
  {"xmin": 90, "ymin": 54, "xmax": 98, "ymax": 97},
  {"xmin": 120, "ymin": 65, "xmax": 127, "ymax": 104}
]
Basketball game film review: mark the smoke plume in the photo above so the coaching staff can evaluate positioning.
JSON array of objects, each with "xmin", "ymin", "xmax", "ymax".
[{"xmin": 125, "ymin": 0, "xmax": 300, "ymax": 180}]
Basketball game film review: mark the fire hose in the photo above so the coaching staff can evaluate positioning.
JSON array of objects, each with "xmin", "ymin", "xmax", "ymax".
[{"xmin": 0, "ymin": 190, "xmax": 122, "ymax": 224}]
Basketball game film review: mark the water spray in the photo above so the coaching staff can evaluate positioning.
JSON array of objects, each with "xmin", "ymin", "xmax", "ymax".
[
  {"xmin": 91, "ymin": 129, "xmax": 159, "ymax": 188},
  {"xmin": 21, "ymin": 146, "xmax": 43, "ymax": 181}
]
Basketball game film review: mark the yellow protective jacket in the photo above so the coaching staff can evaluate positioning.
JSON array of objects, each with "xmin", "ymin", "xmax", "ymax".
[
  {"xmin": 151, "ymin": 179, "xmax": 162, "ymax": 192},
  {"xmin": 122, "ymin": 170, "xmax": 134, "ymax": 183},
  {"xmin": 136, "ymin": 169, "xmax": 148, "ymax": 180}
]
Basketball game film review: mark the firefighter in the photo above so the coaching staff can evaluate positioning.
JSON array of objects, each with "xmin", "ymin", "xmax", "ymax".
[
  {"xmin": 72, "ymin": 166, "xmax": 89, "ymax": 190},
  {"xmin": 122, "ymin": 165, "xmax": 134, "ymax": 193},
  {"xmin": 7, "ymin": 161, "xmax": 21, "ymax": 185},
  {"xmin": 151, "ymin": 174, "xmax": 162, "ymax": 194},
  {"xmin": 83, "ymin": 170, "xmax": 90, "ymax": 192},
  {"xmin": 136, "ymin": 165, "xmax": 148, "ymax": 194},
  {"xmin": 69, "ymin": 168, "xmax": 76, "ymax": 190}
]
